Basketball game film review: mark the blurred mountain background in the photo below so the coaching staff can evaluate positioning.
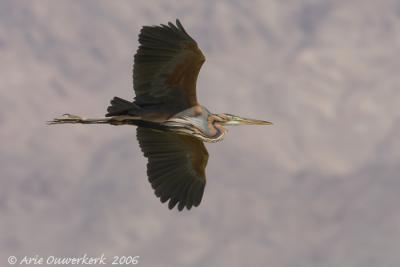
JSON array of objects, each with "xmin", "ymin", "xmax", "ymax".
[{"xmin": 1, "ymin": 0, "xmax": 400, "ymax": 266}]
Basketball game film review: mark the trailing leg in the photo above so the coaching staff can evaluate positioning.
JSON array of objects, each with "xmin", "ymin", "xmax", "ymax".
[{"xmin": 48, "ymin": 113, "xmax": 139, "ymax": 125}]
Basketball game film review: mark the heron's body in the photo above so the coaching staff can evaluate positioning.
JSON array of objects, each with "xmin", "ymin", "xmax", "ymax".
[{"xmin": 49, "ymin": 20, "xmax": 272, "ymax": 211}]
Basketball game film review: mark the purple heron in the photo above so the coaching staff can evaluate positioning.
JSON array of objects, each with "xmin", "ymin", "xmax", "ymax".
[{"xmin": 49, "ymin": 20, "xmax": 272, "ymax": 211}]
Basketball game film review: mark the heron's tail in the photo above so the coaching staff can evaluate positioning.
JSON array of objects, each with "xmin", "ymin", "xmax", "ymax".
[{"xmin": 106, "ymin": 97, "xmax": 140, "ymax": 117}]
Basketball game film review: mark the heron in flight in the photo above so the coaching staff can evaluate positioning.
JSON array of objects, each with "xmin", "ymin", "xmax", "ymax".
[{"xmin": 49, "ymin": 19, "xmax": 272, "ymax": 211}]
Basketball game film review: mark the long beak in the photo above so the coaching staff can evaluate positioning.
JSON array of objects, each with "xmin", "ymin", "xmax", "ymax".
[{"xmin": 224, "ymin": 115, "xmax": 273, "ymax": 126}]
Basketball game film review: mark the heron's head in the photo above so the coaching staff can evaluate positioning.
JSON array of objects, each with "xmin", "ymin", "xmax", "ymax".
[{"xmin": 213, "ymin": 113, "xmax": 273, "ymax": 126}]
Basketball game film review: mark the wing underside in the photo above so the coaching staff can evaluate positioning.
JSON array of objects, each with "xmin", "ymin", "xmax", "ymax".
[
  {"xmin": 133, "ymin": 19, "xmax": 205, "ymax": 114},
  {"xmin": 136, "ymin": 127, "xmax": 208, "ymax": 211}
]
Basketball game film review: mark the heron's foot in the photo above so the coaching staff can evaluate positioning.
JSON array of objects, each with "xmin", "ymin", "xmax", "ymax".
[{"xmin": 47, "ymin": 113, "xmax": 83, "ymax": 124}]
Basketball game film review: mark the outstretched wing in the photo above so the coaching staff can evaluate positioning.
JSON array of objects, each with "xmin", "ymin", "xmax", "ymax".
[
  {"xmin": 133, "ymin": 19, "xmax": 205, "ymax": 114},
  {"xmin": 136, "ymin": 127, "xmax": 208, "ymax": 211}
]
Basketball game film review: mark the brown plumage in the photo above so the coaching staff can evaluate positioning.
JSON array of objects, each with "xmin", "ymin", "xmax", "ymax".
[
  {"xmin": 129, "ymin": 20, "xmax": 209, "ymax": 210},
  {"xmin": 126, "ymin": 20, "xmax": 205, "ymax": 118},
  {"xmin": 137, "ymin": 127, "xmax": 208, "ymax": 210},
  {"xmin": 48, "ymin": 19, "xmax": 272, "ymax": 211}
]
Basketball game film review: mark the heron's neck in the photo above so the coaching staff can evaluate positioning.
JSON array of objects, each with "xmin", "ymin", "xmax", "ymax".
[
  {"xmin": 209, "ymin": 123, "xmax": 226, "ymax": 143},
  {"xmin": 161, "ymin": 115, "xmax": 226, "ymax": 143}
]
